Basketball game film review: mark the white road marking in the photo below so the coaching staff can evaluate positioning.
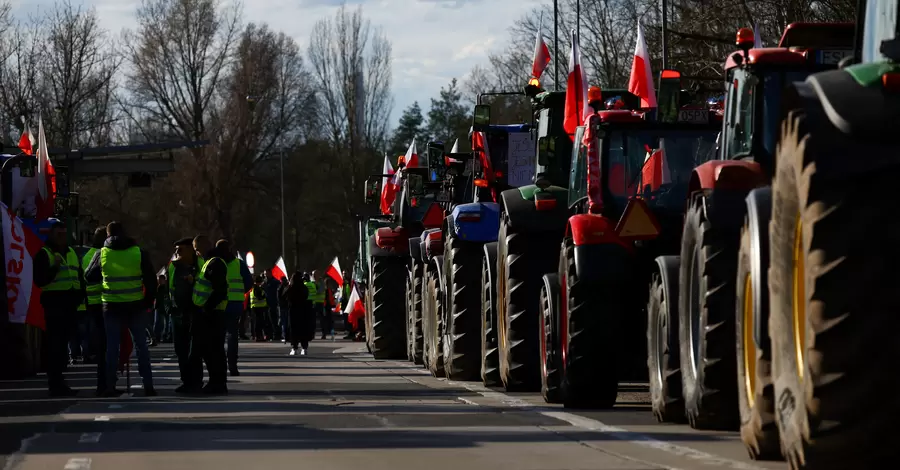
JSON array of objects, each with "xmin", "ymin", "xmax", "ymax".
[
  {"xmin": 93, "ymin": 416, "xmax": 110, "ymax": 421},
  {"xmin": 78, "ymin": 433, "xmax": 102, "ymax": 444},
  {"xmin": 63, "ymin": 458, "xmax": 91, "ymax": 470},
  {"xmin": 2, "ymin": 433, "xmax": 40, "ymax": 470},
  {"xmin": 456, "ymin": 397, "xmax": 479, "ymax": 406},
  {"xmin": 163, "ymin": 357, "xmax": 172, "ymax": 361}
]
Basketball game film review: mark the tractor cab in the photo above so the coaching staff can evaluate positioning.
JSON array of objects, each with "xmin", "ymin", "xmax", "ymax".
[
  {"xmin": 467, "ymin": 121, "xmax": 534, "ymax": 203},
  {"xmin": 719, "ymin": 22, "xmax": 854, "ymax": 176}
]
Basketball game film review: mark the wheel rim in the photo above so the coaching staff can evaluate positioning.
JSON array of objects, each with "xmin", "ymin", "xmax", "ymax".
[
  {"xmin": 539, "ymin": 288, "xmax": 548, "ymax": 380},
  {"xmin": 742, "ymin": 272, "xmax": 757, "ymax": 407},
  {"xmin": 792, "ymin": 217, "xmax": 806, "ymax": 381},
  {"xmin": 688, "ymin": 245, "xmax": 702, "ymax": 377}
]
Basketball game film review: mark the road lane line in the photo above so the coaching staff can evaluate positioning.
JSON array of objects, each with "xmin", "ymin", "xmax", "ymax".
[
  {"xmin": 63, "ymin": 458, "xmax": 91, "ymax": 470},
  {"xmin": 2, "ymin": 433, "xmax": 41, "ymax": 470},
  {"xmin": 78, "ymin": 433, "xmax": 102, "ymax": 444},
  {"xmin": 93, "ymin": 416, "xmax": 110, "ymax": 421}
]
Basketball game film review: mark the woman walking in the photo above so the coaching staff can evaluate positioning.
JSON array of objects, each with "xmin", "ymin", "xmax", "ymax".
[{"xmin": 283, "ymin": 271, "xmax": 314, "ymax": 356}]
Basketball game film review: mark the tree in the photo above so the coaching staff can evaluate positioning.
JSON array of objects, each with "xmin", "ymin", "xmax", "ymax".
[
  {"xmin": 426, "ymin": 78, "xmax": 469, "ymax": 149},
  {"xmin": 389, "ymin": 101, "xmax": 424, "ymax": 157}
]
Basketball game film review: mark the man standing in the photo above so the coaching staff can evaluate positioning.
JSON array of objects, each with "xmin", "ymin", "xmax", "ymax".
[
  {"xmin": 263, "ymin": 271, "xmax": 283, "ymax": 342},
  {"xmin": 340, "ymin": 271, "xmax": 352, "ymax": 339},
  {"xmin": 309, "ymin": 270, "xmax": 327, "ymax": 339},
  {"xmin": 80, "ymin": 228, "xmax": 107, "ymax": 393},
  {"xmin": 85, "ymin": 222, "xmax": 158, "ymax": 397},
  {"xmin": 169, "ymin": 238, "xmax": 203, "ymax": 393},
  {"xmin": 33, "ymin": 219, "xmax": 86, "ymax": 397},
  {"xmin": 152, "ymin": 274, "xmax": 170, "ymax": 345},
  {"xmin": 191, "ymin": 241, "xmax": 229, "ymax": 395},
  {"xmin": 193, "ymin": 235, "xmax": 211, "ymax": 268},
  {"xmin": 216, "ymin": 239, "xmax": 247, "ymax": 377}
]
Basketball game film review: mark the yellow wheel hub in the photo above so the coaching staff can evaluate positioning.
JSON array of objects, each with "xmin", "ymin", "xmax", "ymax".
[
  {"xmin": 742, "ymin": 273, "xmax": 757, "ymax": 407},
  {"xmin": 792, "ymin": 217, "xmax": 806, "ymax": 381}
]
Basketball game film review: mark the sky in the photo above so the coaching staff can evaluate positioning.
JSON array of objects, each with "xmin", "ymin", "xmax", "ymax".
[{"xmin": 9, "ymin": 0, "xmax": 543, "ymax": 131}]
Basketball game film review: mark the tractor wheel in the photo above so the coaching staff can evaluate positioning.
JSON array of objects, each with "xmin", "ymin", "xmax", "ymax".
[
  {"xmin": 407, "ymin": 261, "xmax": 424, "ymax": 365},
  {"xmin": 647, "ymin": 272, "xmax": 686, "ymax": 423},
  {"xmin": 480, "ymin": 248, "xmax": 502, "ymax": 387},
  {"xmin": 539, "ymin": 273, "xmax": 562, "ymax": 404},
  {"xmin": 559, "ymin": 239, "xmax": 619, "ymax": 409},
  {"xmin": 769, "ymin": 110, "xmax": 900, "ymax": 469},
  {"xmin": 424, "ymin": 268, "xmax": 445, "ymax": 378},
  {"xmin": 442, "ymin": 238, "xmax": 482, "ymax": 381},
  {"xmin": 736, "ymin": 219, "xmax": 781, "ymax": 460},
  {"xmin": 369, "ymin": 256, "xmax": 408, "ymax": 360},
  {"xmin": 406, "ymin": 272, "xmax": 414, "ymax": 361},
  {"xmin": 497, "ymin": 215, "xmax": 555, "ymax": 391},
  {"xmin": 679, "ymin": 194, "xmax": 741, "ymax": 430},
  {"xmin": 365, "ymin": 278, "xmax": 374, "ymax": 354}
]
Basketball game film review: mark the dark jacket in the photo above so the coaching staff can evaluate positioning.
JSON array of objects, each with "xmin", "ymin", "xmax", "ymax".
[
  {"xmin": 201, "ymin": 247, "xmax": 231, "ymax": 311},
  {"xmin": 169, "ymin": 256, "xmax": 201, "ymax": 311},
  {"xmin": 240, "ymin": 259, "xmax": 253, "ymax": 293},
  {"xmin": 264, "ymin": 278, "xmax": 281, "ymax": 307},
  {"xmin": 85, "ymin": 236, "xmax": 157, "ymax": 309},
  {"xmin": 283, "ymin": 276, "xmax": 310, "ymax": 310},
  {"xmin": 33, "ymin": 242, "xmax": 86, "ymax": 310}
]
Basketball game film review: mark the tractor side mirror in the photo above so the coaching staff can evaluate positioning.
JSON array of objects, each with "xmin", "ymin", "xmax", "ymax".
[
  {"xmin": 473, "ymin": 104, "xmax": 491, "ymax": 131},
  {"xmin": 364, "ymin": 177, "xmax": 381, "ymax": 205},
  {"xmin": 537, "ymin": 136, "xmax": 556, "ymax": 166}
]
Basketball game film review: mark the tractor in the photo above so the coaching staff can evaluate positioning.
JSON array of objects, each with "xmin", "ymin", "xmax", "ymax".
[
  {"xmin": 535, "ymin": 73, "xmax": 721, "ymax": 408},
  {"xmin": 645, "ymin": 21, "xmax": 855, "ymax": 461},
  {"xmin": 763, "ymin": 4, "xmax": 900, "ymax": 468}
]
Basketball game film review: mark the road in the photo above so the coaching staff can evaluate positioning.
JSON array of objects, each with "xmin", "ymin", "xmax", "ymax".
[{"xmin": 0, "ymin": 340, "xmax": 786, "ymax": 470}]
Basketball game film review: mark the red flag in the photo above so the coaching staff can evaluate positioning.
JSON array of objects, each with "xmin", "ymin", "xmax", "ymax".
[
  {"xmin": 563, "ymin": 30, "xmax": 589, "ymax": 140},
  {"xmin": 531, "ymin": 12, "xmax": 551, "ymax": 79},
  {"xmin": 404, "ymin": 140, "xmax": 419, "ymax": 168},
  {"xmin": 18, "ymin": 123, "xmax": 34, "ymax": 155},
  {"xmin": 380, "ymin": 155, "xmax": 397, "ymax": 214},
  {"xmin": 344, "ymin": 284, "xmax": 365, "ymax": 329},
  {"xmin": 2, "ymin": 203, "xmax": 45, "ymax": 329},
  {"xmin": 326, "ymin": 257, "xmax": 343, "ymax": 286},
  {"xmin": 34, "ymin": 117, "xmax": 56, "ymax": 219},
  {"xmin": 271, "ymin": 256, "xmax": 287, "ymax": 282},
  {"xmin": 628, "ymin": 22, "xmax": 658, "ymax": 109}
]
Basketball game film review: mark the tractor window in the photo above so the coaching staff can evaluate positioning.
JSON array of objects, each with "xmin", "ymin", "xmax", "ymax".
[
  {"xmin": 863, "ymin": 0, "xmax": 898, "ymax": 63},
  {"xmin": 762, "ymin": 70, "xmax": 811, "ymax": 160},
  {"xmin": 568, "ymin": 126, "xmax": 588, "ymax": 207},
  {"xmin": 725, "ymin": 69, "xmax": 755, "ymax": 158}
]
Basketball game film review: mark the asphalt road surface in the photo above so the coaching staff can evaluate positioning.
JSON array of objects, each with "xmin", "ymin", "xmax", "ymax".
[{"xmin": 0, "ymin": 340, "xmax": 786, "ymax": 470}]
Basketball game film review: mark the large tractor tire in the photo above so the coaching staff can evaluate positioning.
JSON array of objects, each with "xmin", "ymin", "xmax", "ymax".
[
  {"xmin": 480, "ymin": 243, "xmax": 502, "ymax": 387},
  {"xmin": 679, "ymin": 194, "xmax": 741, "ymax": 430},
  {"xmin": 539, "ymin": 273, "xmax": 562, "ymax": 404},
  {"xmin": 369, "ymin": 256, "xmax": 408, "ymax": 360},
  {"xmin": 558, "ymin": 239, "xmax": 620, "ymax": 409},
  {"xmin": 735, "ymin": 199, "xmax": 781, "ymax": 461},
  {"xmin": 768, "ymin": 110, "xmax": 900, "ymax": 470},
  {"xmin": 496, "ymin": 215, "xmax": 557, "ymax": 391},
  {"xmin": 647, "ymin": 257, "xmax": 686, "ymax": 423},
  {"xmin": 423, "ymin": 262, "xmax": 445, "ymax": 377},
  {"xmin": 407, "ymin": 261, "xmax": 424, "ymax": 365},
  {"xmin": 442, "ymin": 237, "xmax": 482, "ymax": 381}
]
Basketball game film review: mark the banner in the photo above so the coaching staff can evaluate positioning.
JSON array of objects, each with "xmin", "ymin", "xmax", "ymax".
[{"xmin": 2, "ymin": 202, "xmax": 45, "ymax": 328}]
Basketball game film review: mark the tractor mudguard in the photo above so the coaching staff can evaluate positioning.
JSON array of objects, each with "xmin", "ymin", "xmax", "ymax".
[
  {"xmin": 500, "ymin": 186, "xmax": 569, "ymax": 232},
  {"xmin": 409, "ymin": 237, "xmax": 423, "ymax": 264},
  {"xmin": 448, "ymin": 202, "xmax": 501, "ymax": 243},
  {"xmin": 573, "ymin": 242, "xmax": 633, "ymax": 284},
  {"xmin": 744, "ymin": 187, "xmax": 772, "ymax": 351},
  {"xmin": 431, "ymin": 255, "xmax": 445, "ymax": 293},
  {"xmin": 368, "ymin": 235, "xmax": 399, "ymax": 258},
  {"xmin": 688, "ymin": 161, "xmax": 766, "ymax": 196},
  {"xmin": 424, "ymin": 229, "xmax": 444, "ymax": 258},
  {"xmin": 375, "ymin": 226, "xmax": 410, "ymax": 254},
  {"xmin": 785, "ymin": 72, "xmax": 900, "ymax": 180}
]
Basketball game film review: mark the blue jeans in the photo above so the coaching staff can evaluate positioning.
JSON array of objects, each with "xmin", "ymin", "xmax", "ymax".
[
  {"xmin": 69, "ymin": 312, "xmax": 91, "ymax": 358},
  {"xmin": 153, "ymin": 310, "xmax": 169, "ymax": 342},
  {"xmin": 103, "ymin": 304, "xmax": 153, "ymax": 390},
  {"xmin": 225, "ymin": 302, "xmax": 242, "ymax": 371}
]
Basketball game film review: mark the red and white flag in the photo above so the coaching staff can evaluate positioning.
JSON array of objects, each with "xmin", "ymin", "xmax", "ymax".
[
  {"xmin": 2, "ymin": 202, "xmax": 45, "ymax": 329},
  {"xmin": 380, "ymin": 155, "xmax": 397, "ymax": 214},
  {"xmin": 531, "ymin": 11, "xmax": 551, "ymax": 79},
  {"xmin": 326, "ymin": 256, "xmax": 343, "ymax": 286},
  {"xmin": 450, "ymin": 139, "xmax": 459, "ymax": 153},
  {"xmin": 403, "ymin": 139, "xmax": 419, "ymax": 168},
  {"xmin": 563, "ymin": 29, "xmax": 589, "ymax": 139},
  {"xmin": 18, "ymin": 117, "xmax": 34, "ymax": 155},
  {"xmin": 344, "ymin": 284, "xmax": 365, "ymax": 328},
  {"xmin": 628, "ymin": 21, "xmax": 657, "ymax": 109},
  {"xmin": 34, "ymin": 116, "xmax": 57, "ymax": 219},
  {"xmin": 271, "ymin": 256, "xmax": 287, "ymax": 282}
]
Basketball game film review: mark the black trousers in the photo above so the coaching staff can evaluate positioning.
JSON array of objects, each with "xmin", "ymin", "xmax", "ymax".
[
  {"xmin": 172, "ymin": 307, "xmax": 203, "ymax": 387},
  {"xmin": 87, "ymin": 305, "xmax": 106, "ymax": 392},
  {"xmin": 43, "ymin": 304, "xmax": 77, "ymax": 390},
  {"xmin": 289, "ymin": 308, "xmax": 311, "ymax": 350},
  {"xmin": 317, "ymin": 304, "xmax": 333, "ymax": 337},
  {"xmin": 194, "ymin": 309, "xmax": 226, "ymax": 387},
  {"xmin": 252, "ymin": 307, "xmax": 269, "ymax": 339}
]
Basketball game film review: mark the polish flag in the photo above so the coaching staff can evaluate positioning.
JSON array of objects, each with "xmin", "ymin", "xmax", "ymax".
[
  {"xmin": 18, "ymin": 117, "xmax": 34, "ymax": 155},
  {"xmin": 627, "ymin": 21, "xmax": 657, "ymax": 109},
  {"xmin": 344, "ymin": 284, "xmax": 365, "ymax": 329},
  {"xmin": 404, "ymin": 139, "xmax": 419, "ymax": 168},
  {"xmin": 563, "ymin": 29, "xmax": 589, "ymax": 140},
  {"xmin": 531, "ymin": 11, "xmax": 551, "ymax": 79},
  {"xmin": 380, "ymin": 155, "xmax": 397, "ymax": 214},
  {"xmin": 326, "ymin": 256, "xmax": 343, "ymax": 286},
  {"xmin": 450, "ymin": 139, "xmax": 459, "ymax": 153},
  {"xmin": 2, "ymin": 202, "xmax": 45, "ymax": 329},
  {"xmin": 34, "ymin": 116, "xmax": 57, "ymax": 219},
  {"xmin": 271, "ymin": 256, "xmax": 287, "ymax": 282}
]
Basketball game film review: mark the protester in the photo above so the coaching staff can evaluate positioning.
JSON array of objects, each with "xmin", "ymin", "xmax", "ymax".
[
  {"xmin": 81, "ymin": 227, "xmax": 107, "ymax": 391},
  {"xmin": 152, "ymin": 274, "xmax": 170, "ymax": 345},
  {"xmin": 285, "ymin": 272, "xmax": 313, "ymax": 356},
  {"xmin": 250, "ymin": 275, "xmax": 269, "ymax": 341},
  {"xmin": 169, "ymin": 237, "xmax": 204, "ymax": 393},
  {"xmin": 341, "ymin": 271, "xmax": 353, "ymax": 339},
  {"xmin": 191, "ymin": 241, "xmax": 229, "ymax": 395},
  {"xmin": 263, "ymin": 271, "xmax": 283, "ymax": 342},
  {"xmin": 309, "ymin": 270, "xmax": 329, "ymax": 339},
  {"xmin": 215, "ymin": 239, "xmax": 247, "ymax": 377},
  {"xmin": 33, "ymin": 219, "xmax": 86, "ymax": 397},
  {"xmin": 85, "ymin": 221, "xmax": 158, "ymax": 397}
]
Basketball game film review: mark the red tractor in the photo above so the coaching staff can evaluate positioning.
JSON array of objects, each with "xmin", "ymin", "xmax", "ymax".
[{"xmin": 646, "ymin": 21, "xmax": 854, "ymax": 461}]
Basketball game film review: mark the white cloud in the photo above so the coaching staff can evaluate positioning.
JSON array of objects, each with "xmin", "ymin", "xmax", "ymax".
[{"xmin": 11, "ymin": 0, "xmax": 542, "ymax": 130}]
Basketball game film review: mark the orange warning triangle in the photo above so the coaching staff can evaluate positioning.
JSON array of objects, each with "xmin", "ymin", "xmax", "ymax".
[{"xmin": 615, "ymin": 198, "xmax": 661, "ymax": 240}]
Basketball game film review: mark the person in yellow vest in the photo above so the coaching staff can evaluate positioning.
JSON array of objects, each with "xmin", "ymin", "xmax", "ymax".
[
  {"xmin": 215, "ymin": 239, "xmax": 251, "ymax": 376},
  {"xmin": 191, "ymin": 240, "xmax": 230, "ymax": 395},
  {"xmin": 33, "ymin": 219, "xmax": 87, "ymax": 397},
  {"xmin": 250, "ymin": 274, "xmax": 269, "ymax": 341},
  {"xmin": 84, "ymin": 221, "xmax": 159, "ymax": 397},
  {"xmin": 78, "ymin": 227, "xmax": 107, "ymax": 395},
  {"xmin": 169, "ymin": 237, "xmax": 204, "ymax": 393},
  {"xmin": 309, "ymin": 270, "xmax": 329, "ymax": 339}
]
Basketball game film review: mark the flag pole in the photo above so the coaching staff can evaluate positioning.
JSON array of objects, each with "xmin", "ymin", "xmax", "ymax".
[
  {"xmin": 553, "ymin": 0, "xmax": 559, "ymax": 90},
  {"xmin": 576, "ymin": 0, "xmax": 580, "ymax": 41},
  {"xmin": 661, "ymin": 0, "xmax": 669, "ymax": 70}
]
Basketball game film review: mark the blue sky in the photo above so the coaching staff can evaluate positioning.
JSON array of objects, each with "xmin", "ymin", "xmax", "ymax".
[{"xmin": 10, "ymin": 0, "xmax": 542, "ymax": 131}]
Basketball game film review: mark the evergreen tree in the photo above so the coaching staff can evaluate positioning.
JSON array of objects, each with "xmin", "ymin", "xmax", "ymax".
[
  {"xmin": 389, "ymin": 101, "xmax": 425, "ymax": 157},
  {"xmin": 426, "ymin": 78, "xmax": 471, "ymax": 151}
]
